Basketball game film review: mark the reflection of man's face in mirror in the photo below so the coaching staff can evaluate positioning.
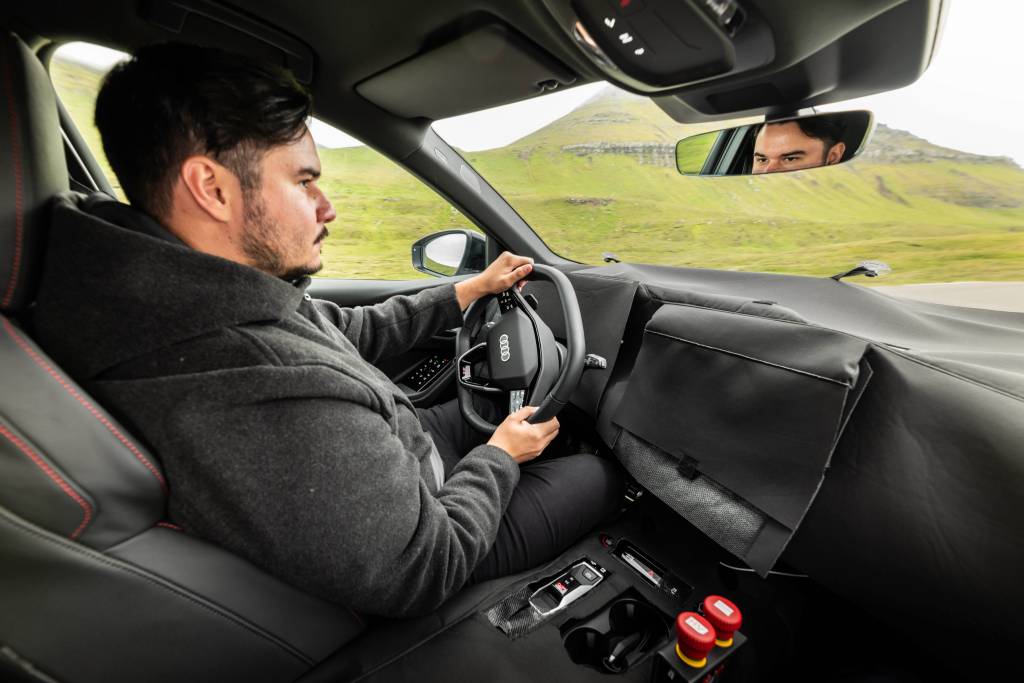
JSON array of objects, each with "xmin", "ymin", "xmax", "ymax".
[{"xmin": 752, "ymin": 120, "xmax": 846, "ymax": 174}]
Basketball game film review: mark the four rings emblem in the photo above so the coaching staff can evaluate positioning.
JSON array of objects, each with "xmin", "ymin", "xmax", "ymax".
[{"xmin": 499, "ymin": 334, "xmax": 511, "ymax": 362}]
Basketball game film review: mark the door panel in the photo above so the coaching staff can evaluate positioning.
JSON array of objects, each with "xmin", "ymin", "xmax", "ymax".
[{"xmin": 307, "ymin": 277, "xmax": 465, "ymax": 406}]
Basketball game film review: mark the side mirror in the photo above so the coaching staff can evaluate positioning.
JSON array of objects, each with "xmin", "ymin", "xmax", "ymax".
[
  {"xmin": 675, "ymin": 110, "xmax": 875, "ymax": 177},
  {"xmin": 411, "ymin": 229, "xmax": 487, "ymax": 277}
]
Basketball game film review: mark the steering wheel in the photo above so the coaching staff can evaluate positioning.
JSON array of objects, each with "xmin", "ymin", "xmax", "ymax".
[{"xmin": 455, "ymin": 264, "xmax": 585, "ymax": 433}]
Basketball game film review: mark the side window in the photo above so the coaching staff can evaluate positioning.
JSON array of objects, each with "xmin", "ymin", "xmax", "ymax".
[
  {"xmin": 312, "ymin": 141, "xmax": 480, "ymax": 280},
  {"xmin": 50, "ymin": 42, "xmax": 127, "ymax": 201},
  {"xmin": 49, "ymin": 42, "xmax": 481, "ymax": 280}
]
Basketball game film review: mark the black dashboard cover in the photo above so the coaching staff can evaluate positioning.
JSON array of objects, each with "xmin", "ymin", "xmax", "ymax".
[
  {"xmin": 613, "ymin": 303, "xmax": 871, "ymax": 574},
  {"xmin": 572, "ymin": 262, "xmax": 1024, "ymax": 650}
]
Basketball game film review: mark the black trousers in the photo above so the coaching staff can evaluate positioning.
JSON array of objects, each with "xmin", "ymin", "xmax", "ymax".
[{"xmin": 418, "ymin": 399, "xmax": 623, "ymax": 583}]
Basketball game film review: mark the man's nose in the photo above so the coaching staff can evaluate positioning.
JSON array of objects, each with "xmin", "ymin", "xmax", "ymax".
[
  {"xmin": 317, "ymin": 190, "xmax": 337, "ymax": 224},
  {"xmin": 764, "ymin": 159, "xmax": 781, "ymax": 173}
]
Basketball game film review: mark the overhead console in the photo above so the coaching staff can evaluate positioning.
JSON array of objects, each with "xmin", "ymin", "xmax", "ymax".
[
  {"xmin": 537, "ymin": 0, "xmax": 946, "ymax": 122},
  {"xmin": 561, "ymin": 0, "xmax": 773, "ymax": 90}
]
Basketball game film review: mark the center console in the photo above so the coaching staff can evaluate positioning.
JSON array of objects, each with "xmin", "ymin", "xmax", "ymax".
[{"xmin": 307, "ymin": 496, "xmax": 756, "ymax": 683}]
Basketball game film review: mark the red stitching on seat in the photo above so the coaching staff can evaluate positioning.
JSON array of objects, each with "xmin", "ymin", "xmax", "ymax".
[
  {"xmin": 0, "ymin": 423, "xmax": 92, "ymax": 538},
  {"xmin": 156, "ymin": 520, "xmax": 182, "ymax": 531},
  {"xmin": 1, "ymin": 52, "xmax": 25, "ymax": 309},
  {"xmin": 2, "ymin": 318, "xmax": 168, "ymax": 492}
]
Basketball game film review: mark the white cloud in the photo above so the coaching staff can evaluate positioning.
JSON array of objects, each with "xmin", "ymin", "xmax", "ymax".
[
  {"xmin": 432, "ymin": 82, "xmax": 606, "ymax": 151},
  {"xmin": 308, "ymin": 118, "xmax": 362, "ymax": 148},
  {"xmin": 55, "ymin": 42, "xmax": 128, "ymax": 71}
]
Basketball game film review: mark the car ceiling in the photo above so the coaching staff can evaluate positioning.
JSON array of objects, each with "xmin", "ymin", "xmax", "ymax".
[
  {"xmin": 10, "ymin": 1, "xmax": 590, "ymax": 158},
  {"xmin": 10, "ymin": 1, "xmax": 943, "ymax": 144}
]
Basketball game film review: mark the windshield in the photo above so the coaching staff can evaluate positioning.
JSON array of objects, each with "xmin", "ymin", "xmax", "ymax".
[{"xmin": 433, "ymin": 2, "xmax": 1024, "ymax": 313}]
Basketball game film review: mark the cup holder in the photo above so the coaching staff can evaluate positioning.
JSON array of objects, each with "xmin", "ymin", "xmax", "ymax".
[
  {"xmin": 562, "ymin": 597, "xmax": 670, "ymax": 673},
  {"xmin": 563, "ymin": 628, "xmax": 610, "ymax": 666}
]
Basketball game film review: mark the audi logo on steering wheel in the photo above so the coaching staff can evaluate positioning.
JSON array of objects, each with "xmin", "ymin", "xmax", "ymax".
[{"xmin": 499, "ymin": 334, "xmax": 511, "ymax": 362}]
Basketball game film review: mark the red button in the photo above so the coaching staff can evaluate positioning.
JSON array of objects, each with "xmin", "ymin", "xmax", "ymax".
[
  {"xmin": 702, "ymin": 595, "xmax": 742, "ymax": 645},
  {"xmin": 616, "ymin": 0, "xmax": 646, "ymax": 15},
  {"xmin": 675, "ymin": 611, "xmax": 716, "ymax": 667},
  {"xmin": 606, "ymin": 0, "xmax": 645, "ymax": 16}
]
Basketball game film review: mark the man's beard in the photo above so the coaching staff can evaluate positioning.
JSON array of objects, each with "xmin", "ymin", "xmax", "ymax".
[{"xmin": 240, "ymin": 191, "xmax": 324, "ymax": 281}]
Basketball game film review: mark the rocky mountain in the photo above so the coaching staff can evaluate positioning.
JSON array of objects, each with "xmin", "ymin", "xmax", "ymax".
[
  {"xmin": 561, "ymin": 141, "xmax": 676, "ymax": 167},
  {"xmin": 512, "ymin": 86, "xmax": 1019, "ymax": 171},
  {"xmin": 859, "ymin": 123, "xmax": 1019, "ymax": 166}
]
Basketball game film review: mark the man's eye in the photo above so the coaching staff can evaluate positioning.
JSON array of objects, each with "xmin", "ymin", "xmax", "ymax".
[{"xmin": 300, "ymin": 179, "xmax": 312, "ymax": 188}]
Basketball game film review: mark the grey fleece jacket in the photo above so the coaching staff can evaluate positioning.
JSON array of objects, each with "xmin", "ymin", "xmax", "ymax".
[{"xmin": 30, "ymin": 193, "xmax": 520, "ymax": 617}]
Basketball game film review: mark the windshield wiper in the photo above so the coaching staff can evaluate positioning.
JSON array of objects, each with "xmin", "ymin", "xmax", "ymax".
[{"xmin": 831, "ymin": 260, "xmax": 891, "ymax": 281}]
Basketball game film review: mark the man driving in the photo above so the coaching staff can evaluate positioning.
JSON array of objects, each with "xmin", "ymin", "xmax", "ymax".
[
  {"xmin": 29, "ymin": 43, "xmax": 621, "ymax": 617},
  {"xmin": 751, "ymin": 116, "xmax": 847, "ymax": 174}
]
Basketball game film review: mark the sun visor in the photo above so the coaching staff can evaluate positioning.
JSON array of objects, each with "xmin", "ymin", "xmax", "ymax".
[
  {"xmin": 611, "ymin": 296, "xmax": 871, "ymax": 575},
  {"xmin": 356, "ymin": 24, "xmax": 577, "ymax": 120},
  {"xmin": 142, "ymin": 0, "xmax": 315, "ymax": 83}
]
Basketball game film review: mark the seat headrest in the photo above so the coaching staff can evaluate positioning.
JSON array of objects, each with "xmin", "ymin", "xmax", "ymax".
[{"xmin": 0, "ymin": 31, "xmax": 69, "ymax": 314}]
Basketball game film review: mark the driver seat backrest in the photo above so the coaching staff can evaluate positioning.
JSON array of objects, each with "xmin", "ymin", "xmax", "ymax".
[{"xmin": 0, "ymin": 31, "xmax": 362, "ymax": 683}]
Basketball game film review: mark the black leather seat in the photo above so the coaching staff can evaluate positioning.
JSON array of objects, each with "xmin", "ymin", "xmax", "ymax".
[{"xmin": 0, "ymin": 31, "xmax": 363, "ymax": 683}]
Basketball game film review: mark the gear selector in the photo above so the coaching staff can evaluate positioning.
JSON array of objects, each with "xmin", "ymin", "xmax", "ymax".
[
  {"xmin": 528, "ymin": 559, "xmax": 607, "ymax": 616},
  {"xmin": 484, "ymin": 558, "xmax": 608, "ymax": 639}
]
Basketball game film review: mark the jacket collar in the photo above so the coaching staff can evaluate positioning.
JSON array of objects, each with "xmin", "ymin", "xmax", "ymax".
[
  {"xmin": 85, "ymin": 196, "xmax": 187, "ymax": 247},
  {"xmin": 34, "ymin": 193, "xmax": 309, "ymax": 378}
]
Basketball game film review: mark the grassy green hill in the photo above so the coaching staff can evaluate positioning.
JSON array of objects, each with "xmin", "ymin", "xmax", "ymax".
[
  {"xmin": 50, "ymin": 57, "xmax": 1024, "ymax": 284},
  {"xmin": 463, "ymin": 89, "xmax": 1024, "ymax": 285}
]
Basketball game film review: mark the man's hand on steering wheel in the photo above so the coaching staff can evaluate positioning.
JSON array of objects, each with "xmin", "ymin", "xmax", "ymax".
[
  {"xmin": 454, "ymin": 251, "xmax": 534, "ymax": 310},
  {"xmin": 488, "ymin": 406, "xmax": 559, "ymax": 464},
  {"xmin": 455, "ymin": 252, "xmax": 586, "ymax": 436}
]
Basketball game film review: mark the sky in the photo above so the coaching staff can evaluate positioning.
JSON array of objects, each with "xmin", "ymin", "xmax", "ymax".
[
  {"xmin": 822, "ymin": 1, "xmax": 1024, "ymax": 165},
  {"xmin": 59, "ymin": 2, "xmax": 1024, "ymax": 164}
]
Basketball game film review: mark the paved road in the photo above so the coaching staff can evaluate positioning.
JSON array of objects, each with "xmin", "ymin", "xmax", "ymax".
[{"xmin": 872, "ymin": 281, "xmax": 1024, "ymax": 313}]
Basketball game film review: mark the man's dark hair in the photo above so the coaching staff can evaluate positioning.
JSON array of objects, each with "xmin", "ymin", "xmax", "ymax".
[
  {"xmin": 754, "ymin": 114, "xmax": 848, "ymax": 160},
  {"xmin": 791, "ymin": 115, "xmax": 846, "ymax": 153},
  {"xmin": 95, "ymin": 42, "xmax": 312, "ymax": 219}
]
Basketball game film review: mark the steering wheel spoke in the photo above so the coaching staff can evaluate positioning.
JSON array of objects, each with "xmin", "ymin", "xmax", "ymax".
[
  {"xmin": 508, "ymin": 388, "xmax": 527, "ymax": 414},
  {"xmin": 457, "ymin": 341, "xmax": 503, "ymax": 394},
  {"xmin": 496, "ymin": 289, "xmax": 518, "ymax": 314}
]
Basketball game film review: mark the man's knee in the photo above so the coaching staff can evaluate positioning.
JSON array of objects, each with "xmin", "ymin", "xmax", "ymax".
[{"xmin": 525, "ymin": 453, "xmax": 624, "ymax": 519}]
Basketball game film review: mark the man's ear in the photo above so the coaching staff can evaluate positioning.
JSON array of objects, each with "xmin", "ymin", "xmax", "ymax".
[
  {"xmin": 826, "ymin": 142, "xmax": 847, "ymax": 165},
  {"xmin": 178, "ymin": 156, "xmax": 239, "ymax": 223}
]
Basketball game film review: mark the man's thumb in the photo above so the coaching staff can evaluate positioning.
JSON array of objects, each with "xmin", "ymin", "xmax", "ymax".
[{"xmin": 514, "ymin": 405, "xmax": 538, "ymax": 420}]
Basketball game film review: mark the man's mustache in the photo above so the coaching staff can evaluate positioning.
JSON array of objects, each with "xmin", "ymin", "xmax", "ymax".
[{"xmin": 316, "ymin": 227, "xmax": 329, "ymax": 243}]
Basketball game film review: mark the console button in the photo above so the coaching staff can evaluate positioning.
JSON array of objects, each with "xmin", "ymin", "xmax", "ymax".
[{"xmin": 606, "ymin": 0, "xmax": 646, "ymax": 16}]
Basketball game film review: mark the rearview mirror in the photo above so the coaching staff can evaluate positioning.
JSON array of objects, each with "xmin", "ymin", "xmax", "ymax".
[
  {"xmin": 675, "ymin": 110, "xmax": 874, "ymax": 176},
  {"xmin": 411, "ymin": 229, "xmax": 487, "ymax": 277}
]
